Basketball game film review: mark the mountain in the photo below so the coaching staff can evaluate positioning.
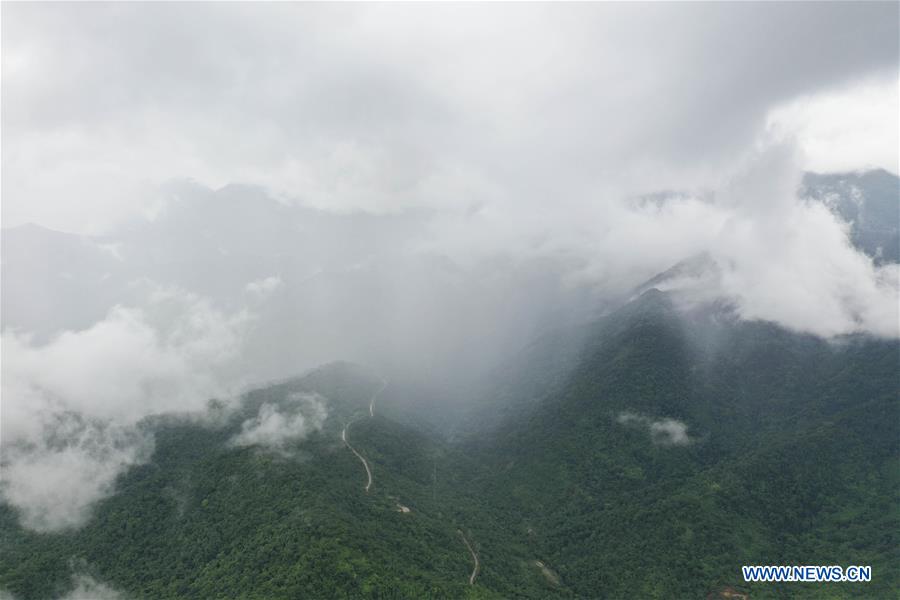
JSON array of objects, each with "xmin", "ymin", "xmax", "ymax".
[
  {"xmin": 4, "ymin": 169, "xmax": 895, "ymax": 363},
  {"xmin": 0, "ymin": 363, "xmax": 560, "ymax": 599},
  {"xmin": 0, "ymin": 224, "xmax": 132, "ymax": 341},
  {"xmin": 802, "ymin": 169, "xmax": 900, "ymax": 264},
  {"xmin": 2, "ymin": 288, "xmax": 897, "ymax": 599},
  {"xmin": 459, "ymin": 290, "xmax": 899, "ymax": 598},
  {"xmin": 1, "ymin": 186, "xmax": 593, "ymax": 384}
]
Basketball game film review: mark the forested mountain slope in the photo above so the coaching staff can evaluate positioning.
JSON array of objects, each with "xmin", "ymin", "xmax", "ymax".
[
  {"xmin": 460, "ymin": 291, "xmax": 899, "ymax": 598},
  {"xmin": 2, "ymin": 291, "xmax": 897, "ymax": 599},
  {"xmin": 0, "ymin": 364, "xmax": 563, "ymax": 599}
]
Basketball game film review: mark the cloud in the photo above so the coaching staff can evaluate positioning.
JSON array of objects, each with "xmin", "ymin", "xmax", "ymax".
[
  {"xmin": 1, "ymin": 285, "xmax": 252, "ymax": 531},
  {"xmin": 230, "ymin": 393, "xmax": 328, "ymax": 453},
  {"xmin": 430, "ymin": 142, "xmax": 899, "ymax": 338},
  {"xmin": 648, "ymin": 420, "xmax": 691, "ymax": 447},
  {"xmin": 2, "ymin": 3, "xmax": 896, "ymax": 233},
  {"xmin": 1, "ymin": 416, "xmax": 152, "ymax": 532},
  {"xmin": 0, "ymin": 573, "xmax": 125, "ymax": 600},
  {"xmin": 58, "ymin": 574, "xmax": 125, "ymax": 600},
  {"xmin": 1, "ymin": 4, "xmax": 897, "ymax": 341},
  {"xmin": 767, "ymin": 75, "xmax": 899, "ymax": 174},
  {"xmin": 616, "ymin": 412, "xmax": 692, "ymax": 447},
  {"xmin": 245, "ymin": 275, "xmax": 283, "ymax": 299},
  {"xmin": 674, "ymin": 145, "xmax": 899, "ymax": 338},
  {"xmin": 2, "ymin": 287, "xmax": 249, "ymax": 428}
]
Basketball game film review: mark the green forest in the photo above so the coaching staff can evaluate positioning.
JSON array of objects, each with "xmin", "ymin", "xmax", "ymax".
[{"xmin": 2, "ymin": 292, "xmax": 898, "ymax": 599}]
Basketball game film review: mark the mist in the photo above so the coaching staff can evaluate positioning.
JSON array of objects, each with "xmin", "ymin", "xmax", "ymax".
[
  {"xmin": 616, "ymin": 412, "xmax": 692, "ymax": 447},
  {"xmin": 2, "ymin": 2, "xmax": 898, "ymax": 533},
  {"xmin": 230, "ymin": 394, "xmax": 329, "ymax": 454}
]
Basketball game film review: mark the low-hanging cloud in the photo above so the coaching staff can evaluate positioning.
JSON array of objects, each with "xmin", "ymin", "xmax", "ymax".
[
  {"xmin": 424, "ymin": 143, "xmax": 898, "ymax": 338},
  {"xmin": 230, "ymin": 393, "xmax": 329, "ymax": 453},
  {"xmin": 1, "ymin": 285, "xmax": 254, "ymax": 531},
  {"xmin": 0, "ymin": 566, "xmax": 127, "ymax": 599},
  {"xmin": 58, "ymin": 574, "xmax": 125, "ymax": 600},
  {"xmin": 1, "ymin": 415, "xmax": 153, "ymax": 532},
  {"xmin": 640, "ymin": 145, "xmax": 900, "ymax": 338},
  {"xmin": 616, "ymin": 412, "xmax": 692, "ymax": 447}
]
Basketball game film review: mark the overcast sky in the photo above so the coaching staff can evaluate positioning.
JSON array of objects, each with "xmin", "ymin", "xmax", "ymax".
[{"xmin": 2, "ymin": 2, "xmax": 897, "ymax": 234}]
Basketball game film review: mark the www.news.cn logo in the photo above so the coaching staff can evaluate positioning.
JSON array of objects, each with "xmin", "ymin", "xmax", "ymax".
[{"xmin": 742, "ymin": 565, "xmax": 871, "ymax": 583}]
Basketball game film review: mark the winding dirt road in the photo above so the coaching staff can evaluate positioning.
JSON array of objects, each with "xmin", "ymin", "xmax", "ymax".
[
  {"xmin": 457, "ymin": 529, "xmax": 480, "ymax": 585},
  {"xmin": 342, "ymin": 421, "xmax": 373, "ymax": 493},
  {"xmin": 369, "ymin": 378, "xmax": 388, "ymax": 418},
  {"xmin": 342, "ymin": 380, "xmax": 389, "ymax": 493}
]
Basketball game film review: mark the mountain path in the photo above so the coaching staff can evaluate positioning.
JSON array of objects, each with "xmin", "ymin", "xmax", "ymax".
[
  {"xmin": 369, "ymin": 378, "xmax": 388, "ymax": 418},
  {"xmin": 342, "ymin": 379, "xmax": 389, "ymax": 493},
  {"xmin": 342, "ymin": 421, "xmax": 373, "ymax": 493},
  {"xmin": 458, "ymin": 529, "xmax": 480, "ymax": 585}
]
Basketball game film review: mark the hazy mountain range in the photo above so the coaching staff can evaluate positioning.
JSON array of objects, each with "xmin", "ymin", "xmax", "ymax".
[{"xmin": 3, "ymin": 170, "xmax": 896, "ymax": 371}]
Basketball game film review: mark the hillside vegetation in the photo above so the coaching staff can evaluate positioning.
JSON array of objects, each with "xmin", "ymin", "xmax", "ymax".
[{"xmin": 2, "ymin": 293, "xmax": 897, "ymax": 599}]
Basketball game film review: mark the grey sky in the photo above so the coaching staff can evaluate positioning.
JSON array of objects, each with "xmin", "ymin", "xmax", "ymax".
[{"xmin": 2, "ymin": 3, "xmax": 897, "ymax": 232}]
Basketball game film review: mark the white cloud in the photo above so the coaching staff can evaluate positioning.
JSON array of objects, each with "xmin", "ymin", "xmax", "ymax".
[
  {"xmin": 230, "ymin": 393, "xmax": 328, "ymax": 453},
  {"xmin": 616, "ymin": 412, "xmax": 692, "ymax": 446},
  {"xmin": 2, "ymin": 4, "xmax": 896, "ymax": 339},
  {"xmin": 58, "ymin": 574, "xmax": 126, "ymax": 600},
  {"xmin": 245, "ymin": 275, "xmax": 282, "ymax": 299},
  {"xmin": 767, "ymin": 76, "xmax": 899, "ymax": 173},
  {"xmin": 2, "ymin": 289, "xmax": 249, "ymax": 429},
  {"xmin": 1, "ymin": 417, "xmax": 152, "ymax": 532},
  {"xmin": 2, "ymin": 4, "xmax": 896, "ymax": 233},
  {"xmin": 1, "ymin": 286, "xmax": 253, "ymax": 531},
  {"xmin": 708, "ymin": 146, "xmax": 899, "ymax": 338},
  {"xmin": 647, "ymin": 420, "xmax": 691, "ymax": 447}
]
